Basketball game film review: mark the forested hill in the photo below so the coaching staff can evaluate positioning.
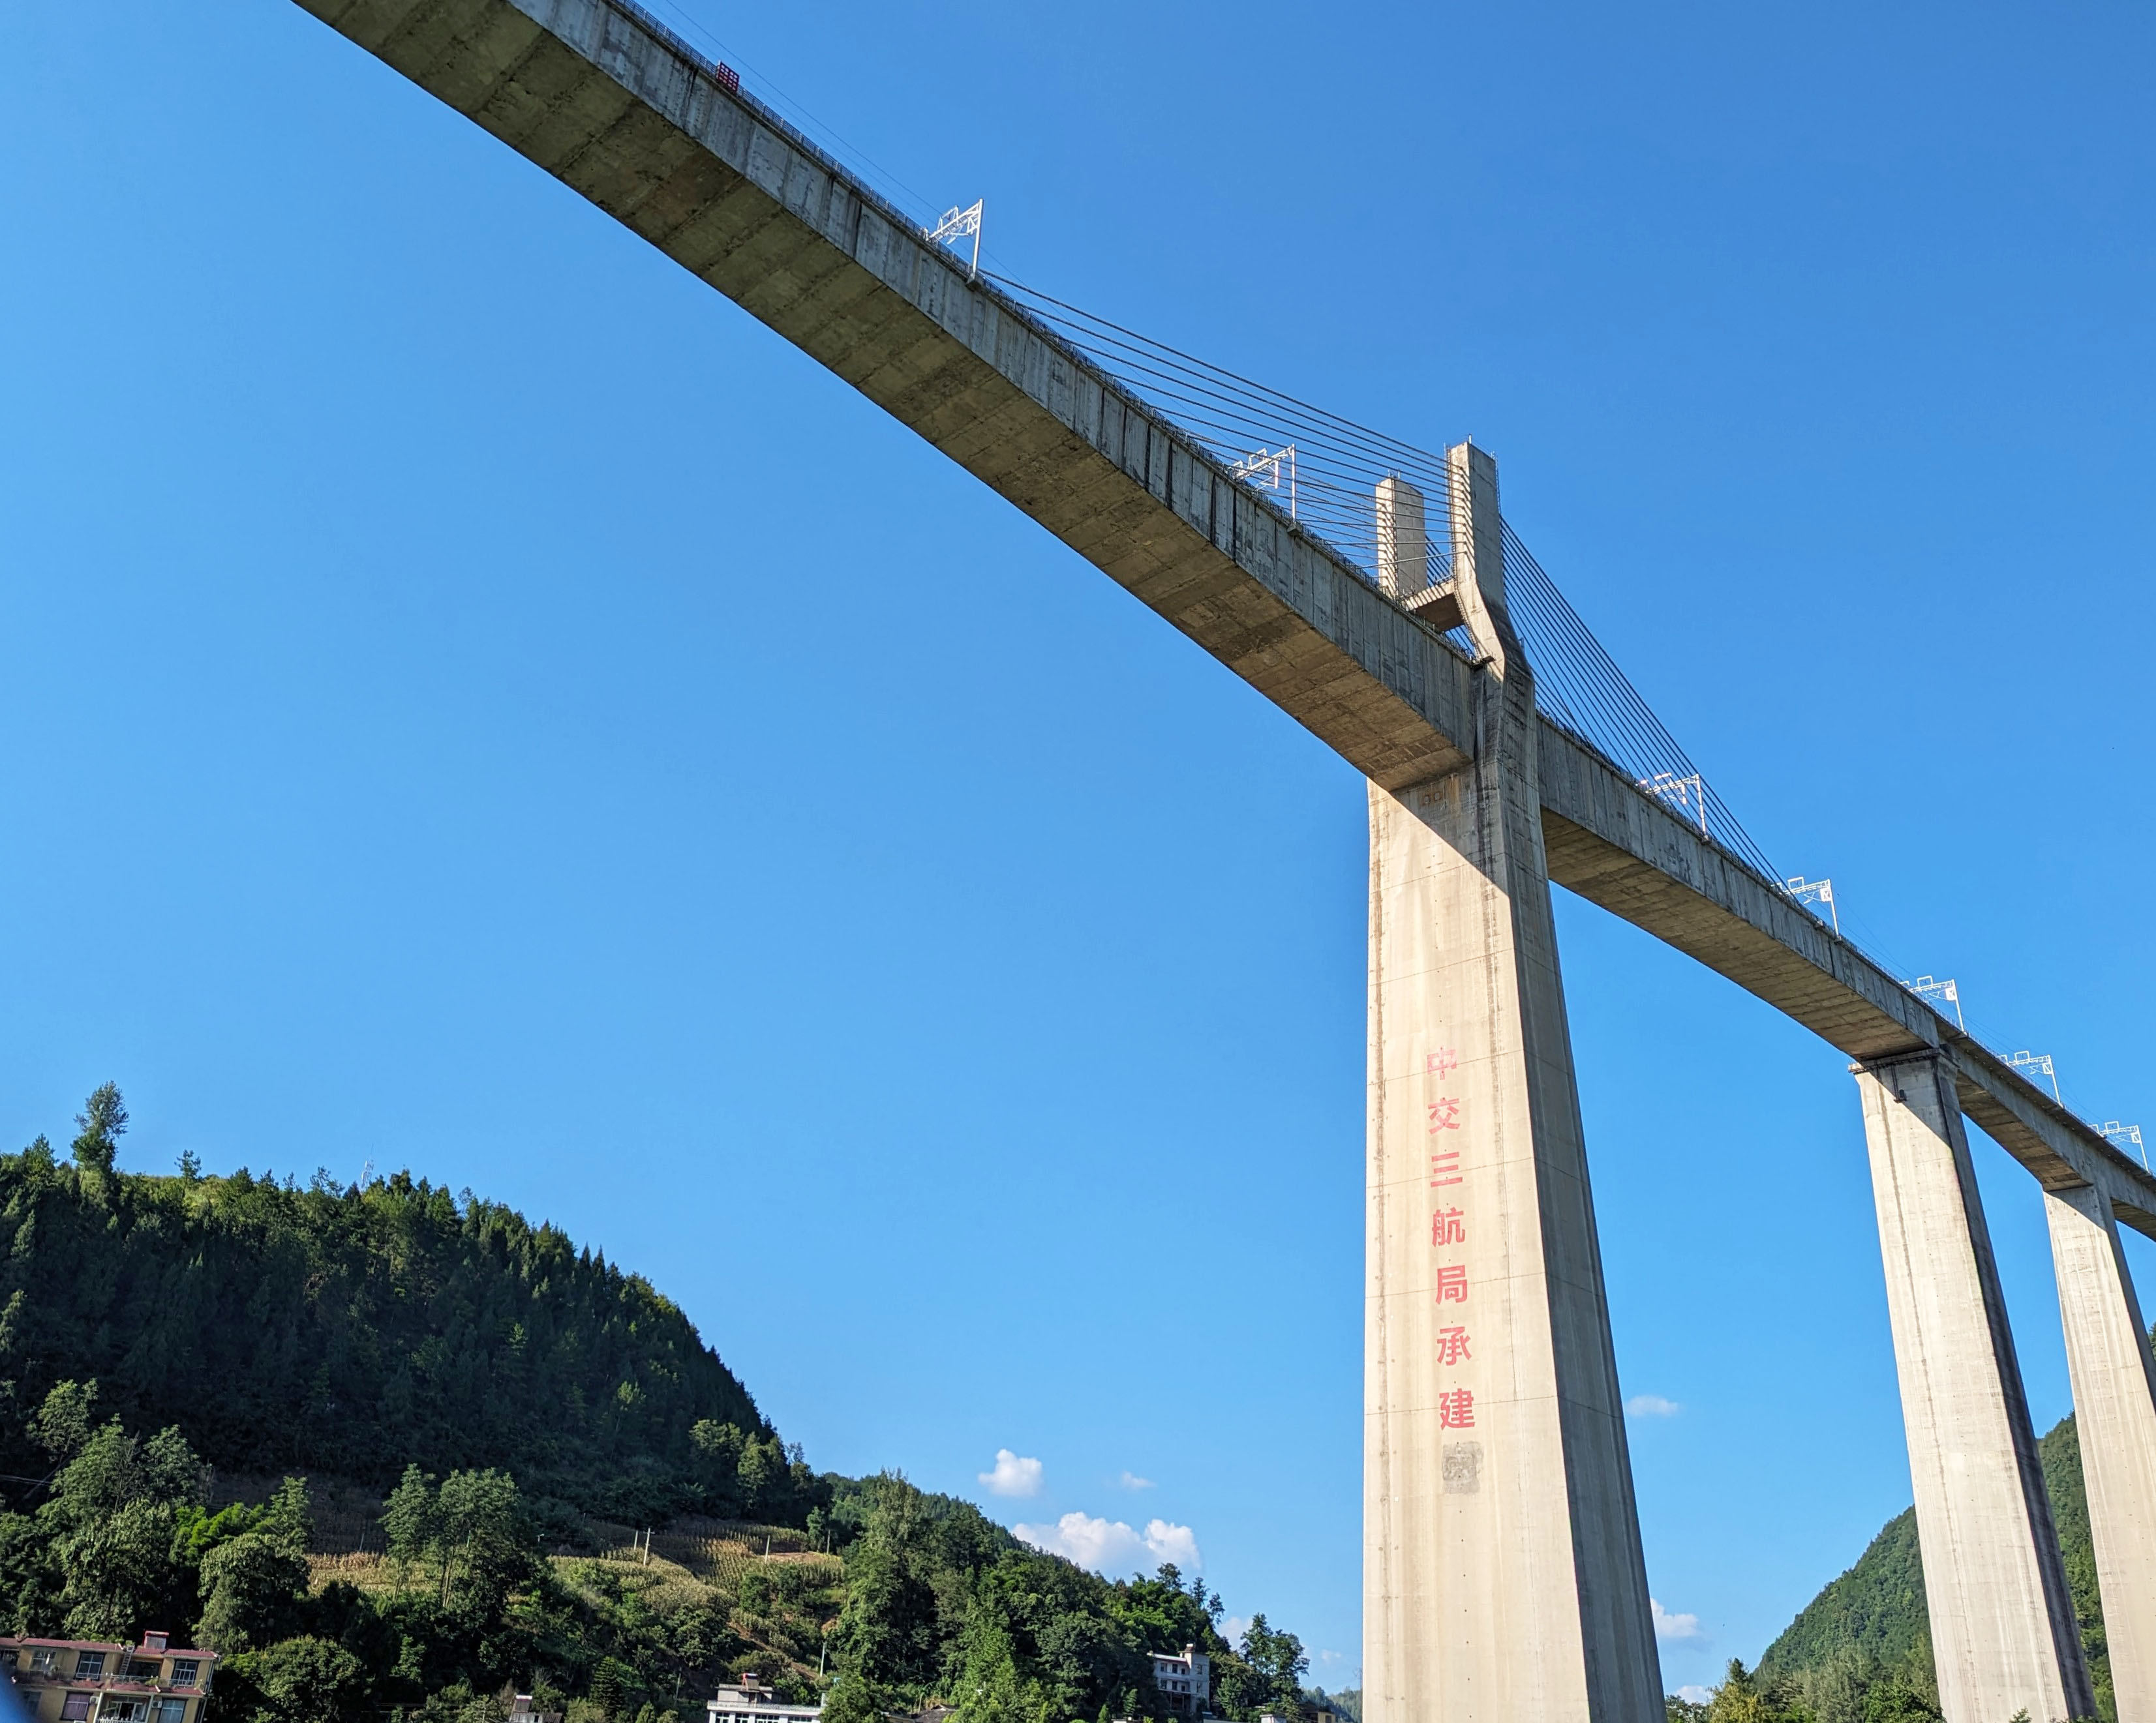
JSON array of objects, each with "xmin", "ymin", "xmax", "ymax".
[
  {"xmin": 0, "ymin": 1122, "xmax": 798, "ymax": 1523},
  {"xmin": 1754, "ymin": 1416, "xmax": 2109, "ymax": 1723},
  {"xmin": 0, "ymin": 1096, "xmax": 1337, "ymax": 1723}
]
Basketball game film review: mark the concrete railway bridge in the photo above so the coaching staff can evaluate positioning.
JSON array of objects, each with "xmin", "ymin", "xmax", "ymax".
[{"xmin": 280, "ymin": 3, "xmax": 2156, "ymax": 1719}]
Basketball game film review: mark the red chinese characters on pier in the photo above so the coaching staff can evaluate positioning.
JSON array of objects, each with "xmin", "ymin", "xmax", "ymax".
[{"xmin": 1426, "ymin": 1047, "xmax": 1477, "ymax": 1422}]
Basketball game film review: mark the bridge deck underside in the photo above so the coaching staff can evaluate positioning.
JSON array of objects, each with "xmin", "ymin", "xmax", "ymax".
[
  {"xmin": 293, "ymin": 0, "xmax": 2156, "ymax": 1238},
  {"xmin": 303, "ymin": 0, "xmax": 1477, "ymax": 793}
]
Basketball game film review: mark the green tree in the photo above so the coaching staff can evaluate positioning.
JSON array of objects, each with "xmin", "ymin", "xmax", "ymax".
[
  {"xmin": 1108, "ymin": 1566, "xmax": 1221, "ymax": 1663},
  {"xmin": 224, "ymin": 1635, "xmax": 366, "ymax": 1723},
  {"xmin": 1705, "ymin": 1660, "xmax": 1779, "ymax": 1723},
  {"xmin": 70, "ymin": 1084, "xmax": 127, "ymax": 1173},
  {"xmin": 56, "ymin": 1501, "xmax": 174, "ymax": 1640},
  {"xmin": 383, "ymin": 1465, "xmax": 442, "ymax": 1595},
  {"xmin": 737, "ymin": 1435, "xmax": 780, "ymax": 1511},
  {"xmin": 832, "ymin": 1482, "xmax": 945, "ymax": 1693},
  {"xmin": 260, "ymin": 1476, "xmax": 314, "ymax": 1555},
  {"xmin": 42, "ymin": 1417, "xmax": 204, "ymax": 1640},
  {"xmin": 819, "ymin": 1676, "xmax": 888, "ymax": 1723},
  {"xmin": 30, "ymin": 1381, "xmax": 98, "ymax": 1461},
  {"xmin": 194, "ymin": 1529, "xmax": 309, "ymax": 1651},
  {"xmin": 948, "ymin": 1617, "xmax": 1053, "ymax": 1723},
  {"xmin": 192, "ymin": 1474, "xmax": 312, "ymax": 1652},
  {"xmin": 588, "ymin": 1657, "xmax": 641, "ymax": 1720},
  {"xmin": 1235, "ymin": 1615, "xmax": 1309, "ymax": 1716},
  {"xmin": 435, "ymin": 1468, "xmax": 535, "ymax": 1615},
  {"xmin": 1859, "ymin": 1679, "xmax": 1940, "ymax": 1723},
  {"xmin": 0, "ymin": 1512, "xmax": 57, "ymax": 1633}
]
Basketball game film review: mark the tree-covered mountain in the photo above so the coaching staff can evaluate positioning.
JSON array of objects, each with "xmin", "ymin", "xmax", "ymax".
[
  {"xmin": 0, "ymin": 1090, "xmax": 1331, "ymax": 1723},
  {"xmin": 0, "ymin": 1101, "xmax": 810, "ymax": 1526},
  {"xmin": 1714, "ymin": 1415, "xmax": 2112, "ymax": 1723}
]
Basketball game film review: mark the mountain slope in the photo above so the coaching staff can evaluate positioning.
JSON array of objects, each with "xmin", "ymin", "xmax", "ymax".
[
  {"xmin": 1758, "ymin": 1416, "xmax": 2111, "ymax": 1722},
  {"xmin": 0, "ymin": 1125, "xmax": 1327, "ymax": 1723},
  {"xmin": 0, "ymin": 1145, "xmax": 779, "ymax": 1521}
]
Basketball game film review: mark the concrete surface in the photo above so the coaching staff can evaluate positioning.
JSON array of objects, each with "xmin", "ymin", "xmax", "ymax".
[
  {"xmin": 2045, "ymin": 1183, "xmax": 2156, "ymax": 1722},
  {"xmin": 1363, "ymin": 460, "xmax": 1659, "ymax": 1723},
  {"xmin": 1858, "ymin": 1051, "xmax": 2093, "ymax": 1723},
  {"xmin": 1375, "ymin": 475, "xmax": 1429, "ymax": 601}
]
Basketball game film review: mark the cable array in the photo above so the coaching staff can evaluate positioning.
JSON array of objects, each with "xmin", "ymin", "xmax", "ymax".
[
  {"xmin": 991, "ymin": 275, "xmax": 1782, "ymax": 877},
  {"xmin": 1500, "ymin": 529, "xmax": 1783, "ymax": 880},
  {"xmin": 988, "ymin": 275, "xmax": 1464, "ymax": 593}
]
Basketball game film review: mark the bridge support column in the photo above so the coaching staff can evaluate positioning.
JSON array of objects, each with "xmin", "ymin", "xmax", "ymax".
[
  {"xmin": 2046, "ymin": 1181, "xmax": 2156, "ymax": 1720},
  {"xmin": 1364, "ymin": 445, "xmax": 1661, "ymax": 1723},
  {"xmin": 1856, "ymin": 1051, "xmax": 2093, "ymax": 1723}
]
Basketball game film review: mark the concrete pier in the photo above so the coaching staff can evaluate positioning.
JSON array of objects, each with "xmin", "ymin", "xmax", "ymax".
[
  {"xmin": 1857, "ymin": 1052, "xmax": 2093, "ymax": 1723},
  {"xmin": 2046, "ymin": 1181, "xmax": 2156, "ymax": 1721},
  {"xmin": 1363, "ymin": 447, "xmax": 1660, "ymax": 1723}
]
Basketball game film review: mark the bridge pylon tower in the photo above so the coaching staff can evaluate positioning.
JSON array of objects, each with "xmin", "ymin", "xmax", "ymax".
[{"xmin": 1364, "ymin": 445, "xmax": 1662, "ymax": 1723}]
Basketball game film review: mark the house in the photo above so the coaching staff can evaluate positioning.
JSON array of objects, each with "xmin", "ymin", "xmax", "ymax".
[
  {"xmin": 0, "ymin": 1633, "xmax": 218, "ymax": 1723},
  {"xmin": 705, "ymin": 1673, "xmax": 823, "ymax": 1723},
  {"xmin": 1151, "ymin": 1645, "xmax": 1211, "ymax": 1716}
]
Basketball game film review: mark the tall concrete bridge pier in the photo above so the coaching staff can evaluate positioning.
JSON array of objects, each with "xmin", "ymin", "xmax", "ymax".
[
  {"xmin": 270, "ymin": 4, "xmax": 2156, "ymax": 1718},
  {"xmin": 1859, "ymin": 1051, "xmax": 2094, "ymax": 1723},
  {"xmin": 1364, "ymin": 447, "xmax": 1659, "ymax": 1723}
]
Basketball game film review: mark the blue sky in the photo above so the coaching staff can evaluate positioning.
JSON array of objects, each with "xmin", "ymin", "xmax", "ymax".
[{"xmin": 4, "ymin": 0, "xmax": 2154, "ymax": 1698}]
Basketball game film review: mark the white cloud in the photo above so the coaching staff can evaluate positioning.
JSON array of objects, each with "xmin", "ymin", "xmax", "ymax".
[
  {"xmin": 1677, "ymin": 1688, "xmax": 1712, "ymax": 1706},
  {"xmin": 1118, "ymin": 1471, "xmax": 1156, "ymax": 1490},
  {"xmin": 1317, "ymin": 1651, "xmax": 1348, "ymax": 1669},
  {"xmin": 979, "ymin": 1449, "xmax": 1044, "ymax": 1498},
  {"xmin": 1626, "ymin": 1394, "xmax": 1682, "ymax": 1418},
  {"xmin": 1143, "ymin": 1518, "xmax": 1201, "ymax": 1568},
  {"xmin": 1652, "ymin": 1599, "xmax": 1703, "ymax": 1642},
  {"xmin": 1014, "ymin": 1512, "xmax": 1201, "ymax": 1575},
  {"xmin": 1221, "ymin": 1616, "xmax": 1250, "ymax": 1649},
  {"xmin": 1016, "ymin": 1513, "xmax": 1140, "ymax": 1570}
]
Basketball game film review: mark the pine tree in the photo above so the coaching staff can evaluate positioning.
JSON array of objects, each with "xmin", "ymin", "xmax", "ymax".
[{"xmin": 70, "ymin": 1084, "xmax": 127, "ymax": 1173}]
